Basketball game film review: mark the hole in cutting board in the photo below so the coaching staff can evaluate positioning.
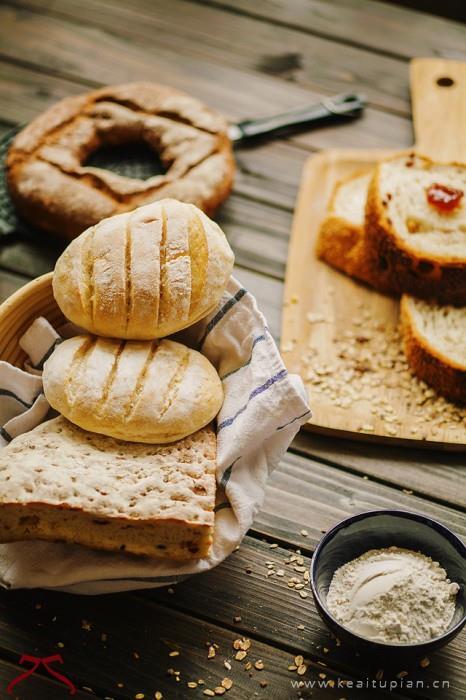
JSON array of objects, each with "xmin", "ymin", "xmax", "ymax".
[{"xmin": 436, "ymin": 76, "xmax": 455, "ymax": 87}]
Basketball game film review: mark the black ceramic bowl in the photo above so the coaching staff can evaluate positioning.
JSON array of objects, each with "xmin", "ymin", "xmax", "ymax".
[{"xmin": 310, "ymin": 510, "xmax": 466, "ymax": 657}]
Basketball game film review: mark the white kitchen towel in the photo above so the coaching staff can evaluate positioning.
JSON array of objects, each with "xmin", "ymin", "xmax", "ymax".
[{"xmin": 0, "ymin": 277, "xmax": 310, "ymax": 594}]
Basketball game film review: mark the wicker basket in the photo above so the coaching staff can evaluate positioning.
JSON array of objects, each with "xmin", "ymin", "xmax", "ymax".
[{"xmin": 0, "ymin": 272, "xmax": 65, "ymax": 367}]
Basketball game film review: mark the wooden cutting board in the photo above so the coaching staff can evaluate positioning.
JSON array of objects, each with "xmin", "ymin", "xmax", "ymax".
[{"xmin": 281, "ymin": 59, "xmax": 466, "ymax": 450}]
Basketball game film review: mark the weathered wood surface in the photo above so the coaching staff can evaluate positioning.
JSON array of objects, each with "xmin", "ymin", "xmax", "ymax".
[
  {"xmin": 207, "ymin": 0, "xmax": 466, "ymax": 61},
  {"xmin": 0, "ymin": 3, "xmax": 414, "ymax": 150},
  {"xmin": 0, "ymin": 0, "xmax": 465, "ymax": 698},
  {"xmin": 294, "ymin": 433, "xmax": 466, "ymax": 509},
  {"xmin": 0, "ymin": 658, "xmax": 95, "ymax": 699},
  {"xmin": 0, "ymin": 587, "xmax": 394, "ymax": 700},
  {"xmin": 256, "ymin": 451, "xmax": 466, "ymax": 550},
  {"xmin": 146, "ymin": 537, "xmax": 466, "ymax": 700}
]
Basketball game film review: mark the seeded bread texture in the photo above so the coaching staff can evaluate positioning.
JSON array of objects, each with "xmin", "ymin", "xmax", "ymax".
[
  {"xmin": 365, "ymin": 153, "xmax": 466, "ymax": 305},
  {"xmin": 400, "ymin": 295, "xmax": 466, "ymax": 405},
  {"xmin": 0, "ymin": 417, "xmax": 217, "ymax": 559},
  {"xmin": 52, "ymin": 198, "xmax": 234, "ymax": 339},
  {"xmin": 43, "ymin": 336, "xmax": 223, "ymax": 444}
]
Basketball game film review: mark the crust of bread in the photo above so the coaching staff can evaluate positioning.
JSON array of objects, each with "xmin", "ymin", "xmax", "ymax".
[
  {"xmin": 0, "ymin": 417, "xmax": 217, "ymax": 559},
  {"xmin": 42, "ymin": 336, "xmax": 224, "ymax": 444},
  {"xmin": 317, "ymin": 215, "xmax": 371, "ymax": 278},
  {"xmin": 316, "ymin": 173, "xmax": 394, "ymax": 294},
  {"xmin": 52, "ymin": 199, "xmax": 234, "ymax": 339},
  {"xmin": 0, "ymin": 503, "xmax": 213, "ymax": 560},
  {"xmin": 365, "ymin": 155, "xmax": 466, "ymax": 306},
  {"xmin": 7, "ymin": 82, "xmax": 235, "ymax": 238},
  {"xmin": 400, "ymin": 296, "xmax": 466, "ymax": 404}
]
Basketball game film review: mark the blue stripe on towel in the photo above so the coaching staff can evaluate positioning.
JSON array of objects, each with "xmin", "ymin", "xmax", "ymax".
[
  {"xmin": 220, "ymin": 456, "xmax": 241, "ymax": 488},
  {"xmin": 199, "ymin": 288, "xmax": 247, "ymax": 347},
  {"xmin": 0, "ymin": 427, "xmax": 12, "ymax": 443},
  {"xmin": 220, "ymin": 333, "xmax": 267, "ymax": 381},
  {"xmin": 214, "ymin": 502, "xmax": 231, "ymax": 513},
  {"xmin": 34, "ymin": 338, "xmax": 63, "ymax": 370},
  {"xmin": 0, "ymin": 389, "xmax": 36, "ymax": 409},
  {"xmin": 218, "ymin": 369, "xmax": 288, "ymax": 432},
  {"xmin": 276, "ymin": 410, "xmax": 312, "ymax": 431},
  {"xmin": 91, "ymin": 574, "xmax": 190, "ymax": 585}
]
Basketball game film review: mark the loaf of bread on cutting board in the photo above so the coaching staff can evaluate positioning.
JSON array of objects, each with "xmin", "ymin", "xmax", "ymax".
[
  {"xmin": 365, "ymin": 153, "xmax": 466, "ymax": 306},
  {"xmin": 0, "ymin": 417, "xmax": 217, "ymax": 559},
  {"xmin": 52, "ymin": 198, "xmax": 234, "ymax": 339},
  {"xmin": 318, "ymin": 156, "xmax": 466, "ymax": 305},
  {"xmin": 42, "ymin": 335, "xmax": 223, "ymax": 444},
  {"xmin": 400, "ymin": 296, "xmax": 466, "ymax": 405},
  {"xmin": 317, "ymin": 164, "xmax": 466, "ymax": 404}
]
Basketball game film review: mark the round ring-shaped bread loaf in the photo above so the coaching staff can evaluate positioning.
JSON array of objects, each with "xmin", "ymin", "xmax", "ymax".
[
  {"xmin": 6, "ymin": 82, "xmax": 234, "ymax": 238},
  {"xmin": 43, "ymin": 335, "xmax": 223, "ymax": 444},
  {"xmin": 52, "ymin": 199, "xmax": 234, "ymax": 339}
]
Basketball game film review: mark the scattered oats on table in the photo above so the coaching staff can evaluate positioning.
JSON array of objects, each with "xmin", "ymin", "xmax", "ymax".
[{"xmin": 301, "ymin": 309, "xmax": 464, "ymax": 437}]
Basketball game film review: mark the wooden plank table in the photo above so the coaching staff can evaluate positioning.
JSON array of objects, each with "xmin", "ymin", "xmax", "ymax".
[{"xmin": 0, "ymin": 1, "xmax": 465, "ymax": 697}]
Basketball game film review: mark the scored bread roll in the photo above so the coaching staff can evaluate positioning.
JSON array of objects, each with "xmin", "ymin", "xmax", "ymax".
[
  {"xmin": 0, "ymin": 417, "xmax": 216, "ymax": 559},
  {"xmin": 43, "ymin": 335, "xmax": 223, "ymax": 443},
  {"xmin": 52, "ymin": 198, "xmax": 234, "ymax": 339}
]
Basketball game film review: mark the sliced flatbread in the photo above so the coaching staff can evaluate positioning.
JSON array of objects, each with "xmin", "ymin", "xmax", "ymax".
[{"xmin": 0, "ymin": 417, "xmax": 216, "ymax": 559}]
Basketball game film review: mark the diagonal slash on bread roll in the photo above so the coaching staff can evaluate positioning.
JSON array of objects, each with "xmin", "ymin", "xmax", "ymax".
[
  {"xmin": 43, "ymin": 336, "xmax": 223, "ymax": 444},
  {"xmin": 52, "ymin": 198, "xmax": 234, "ymax": 339},
  {"xmin": 365, "ymin": 153, "xmax": 466, "ymax": 305},
  {"xmin": 0, "ymin": 417, "xmax": 216, "ymax": 559},
  {"xmin": 400, "ymin": 296, "xmax": 466, "ymax": 405}
]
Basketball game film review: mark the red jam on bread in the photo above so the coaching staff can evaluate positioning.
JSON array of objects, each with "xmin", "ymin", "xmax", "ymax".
[{"xmin": 425, "ymin": 183, "xmax": 463, "ymax": 213}]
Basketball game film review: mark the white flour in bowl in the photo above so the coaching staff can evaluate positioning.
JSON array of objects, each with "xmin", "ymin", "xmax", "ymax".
[{"xmin": 326, "ymin": 546, "xmax": 460, "ymax": 644}]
